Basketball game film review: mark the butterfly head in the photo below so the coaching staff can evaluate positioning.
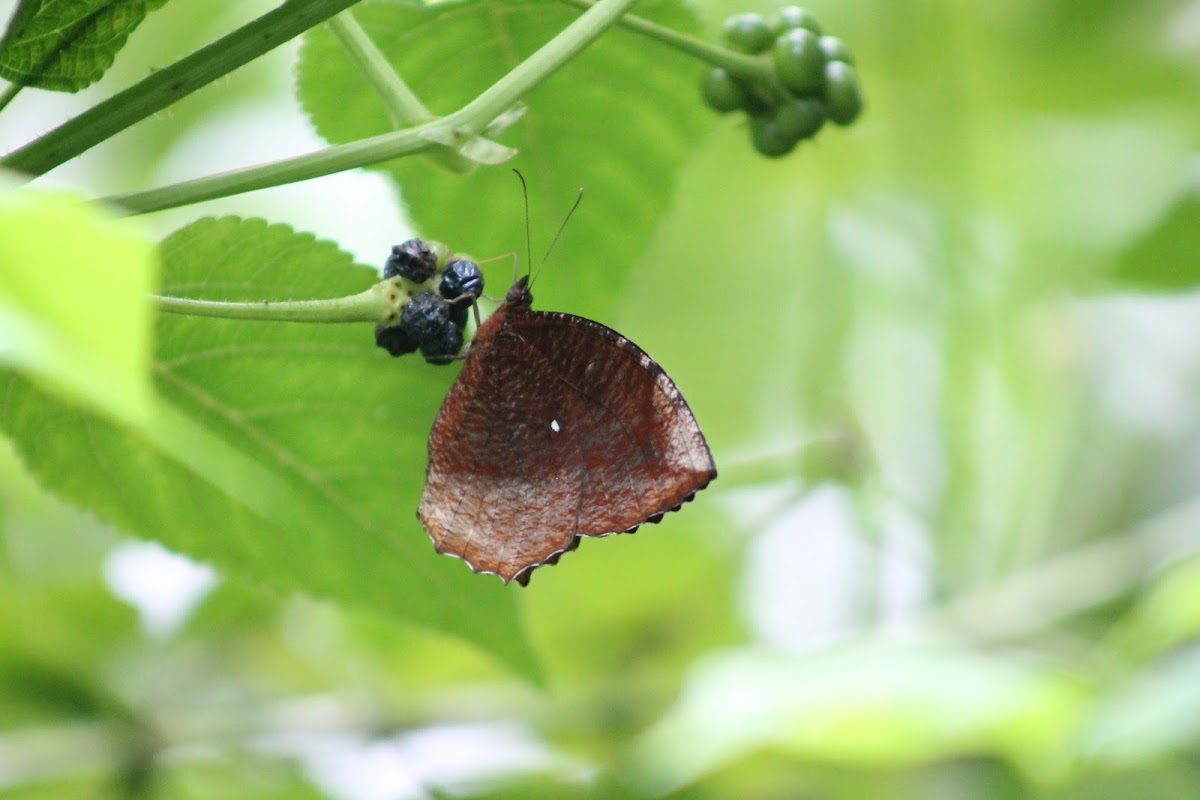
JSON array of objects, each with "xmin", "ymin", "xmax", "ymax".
[{"xmin": 505, "ymin": 275, "xmax": 534, "ymax": 308}]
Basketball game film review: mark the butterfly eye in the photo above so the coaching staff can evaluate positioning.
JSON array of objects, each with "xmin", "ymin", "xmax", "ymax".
[{"xmin": 384, "ymin": 238, "xmax": 438, "ymax": 284}]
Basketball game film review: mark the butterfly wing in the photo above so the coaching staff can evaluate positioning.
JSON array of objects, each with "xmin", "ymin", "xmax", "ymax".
[{"xmin": 419, "ymin": 308, "xmax": 716, "ymax": 584}]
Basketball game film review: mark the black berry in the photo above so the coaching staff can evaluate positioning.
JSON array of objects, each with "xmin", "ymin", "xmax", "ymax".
[
  {"xmin": 421, "ymin": 322, "xmax": 464, "ymax": 365},
  {"xmin": 401, "ymin": 291, "xmax": 451, "ymax": 345},
  {"xmin": 384, "ymin": 238, "xmax": 437, "ymax": 283},
  {"xmin": 439, "ymin": 259, "xmax": 485, "ymax": 307},
  {"xmin": 374, "ymin": 324, "xmax": 418, "ymax": 357}
]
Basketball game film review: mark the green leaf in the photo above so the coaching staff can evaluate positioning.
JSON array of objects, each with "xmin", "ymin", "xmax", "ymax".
[
  {"xmin": 1109, "ymin": 192, "xmax": 1200, "ymax": 292},
  {"xmin": 0, "ymin": 187, "xmax": 156, "ymax": 426},
  {"xmin": 1083, "ymin": 643, "xmax": 1200, "ymax": 764},
  {"xmin": 296, "ymin": 0, "xmax": 712, "ymax": 319},
  {"xmin": 627, "ymin": 644, "xmax": 1088, "ymax": 794},
  {"xmin": 0, "ymin": 0, "xmax": 167, "ymax": 92},
  {"xmin": 0, "ymin": 216, "xmax": 538, "ymax": 679}
]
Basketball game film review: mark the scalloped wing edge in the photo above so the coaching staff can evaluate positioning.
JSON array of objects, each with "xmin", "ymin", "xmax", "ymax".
[{"xmin": 425, "ymin": 470, "xmax": 716, "ymax": 587}]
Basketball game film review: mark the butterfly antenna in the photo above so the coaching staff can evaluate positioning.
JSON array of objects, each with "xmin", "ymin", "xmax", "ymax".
[
  {"xmin": 532, "ymin": 187, "xmax": 584, "ymax": 285},
  {"xmin": 514, "ymin": 169, "xmax": 532, "ymax": 283}
]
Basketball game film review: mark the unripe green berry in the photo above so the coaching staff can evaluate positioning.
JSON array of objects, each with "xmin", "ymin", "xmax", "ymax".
[
  {"xmin": 702, "ymin": 68, "xmax": 752, "ymax": 113},
  {"xmin": 823, "ymin": 61, "xmax": 864, "ymax": 125},
  {"xmin": 773, "ymin": 28, "xmax": 825, "ymax": 96},
  {"xmin": 819, "ymin": 35, "xmax": 855, "ymax": 65},
  {"xmin": 776, "ymin": 6, "xmax": 822, "ymax": 36},
  {"xmin": 775, "ymin": 97, "xmax": 826, "ymax": 140},
  {"xmin": 723, "ymin": 13, "xmax": 775, "ymax": 54},
  {"xmin": 751, "ymin": 117, "xmax": 799, "ymax": 158}
]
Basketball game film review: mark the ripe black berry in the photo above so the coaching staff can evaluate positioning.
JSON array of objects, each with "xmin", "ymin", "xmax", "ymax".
[
  {"xmin": 400, "ymin": 291, "xmax": 450, "ymax": 344},
  {"xmin": 384, "ymin": 238, "xmax": 437, "ymax": 283},
  {"xmin": 421, "ymin": 321, "xmax": 464, "ymax": 365},
  {"xmin": 439, "ymin": 259, "xmax": 485, "ymax": 307},
  {"xmin": 374, "ymin": 324, "xmax": 418, "ymax": 357}
]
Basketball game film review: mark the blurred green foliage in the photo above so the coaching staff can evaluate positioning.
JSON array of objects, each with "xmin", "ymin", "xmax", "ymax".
[{"xmin": 2, "ymin": 0, "xmax": 1200, "ymax": 797}]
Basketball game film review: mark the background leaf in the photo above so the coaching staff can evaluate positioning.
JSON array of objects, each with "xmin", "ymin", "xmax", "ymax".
[
  {"xmin": 0, "ymin": 216, "xmax": 536, "ymax": 678},
  {"xmin": 1108, "ymin": 192, "xmax": 1200, "ymax": 292},
  {"xmin": 0, "ymin": 187, "xmax": 156, "ymax": 426},
  {"xmin": 296, "ymin": 0, "xmax": 713, "ymax": 320},
  {"xmin": 0, "ymin": 0, "xmax": 168, "ymax": 92}
]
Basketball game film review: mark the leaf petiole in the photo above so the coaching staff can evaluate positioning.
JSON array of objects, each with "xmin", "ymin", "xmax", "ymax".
[{"xmin": 326, "ymin": 11, "xmax": 479, "ymax": 173}]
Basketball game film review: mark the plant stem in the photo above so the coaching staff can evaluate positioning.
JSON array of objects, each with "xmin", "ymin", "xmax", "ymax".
[
  {"xmin": 0, "ymin": 82, "xmax": 20, "ymax": 115},
  {"xmin": 103, "ymin": 0, "xmax": 642, "ymax": 215},
  {"xmin": 154, "ymin": 284, "xmax": 394, "ymax": 324},
  {"xmin": 557, "ymin": 0, "xmax": 771, "ymax": 79},
  {"xmin": 326, "ymin": 11, "xmax": 475, "ymax": 174},
  {"xmin": 327, "ymin": 12, "xmax": 433, "ymax": 127},
  {"xmin": 1, "ymin": 0, "xmax": 364, "ymax": 177}
]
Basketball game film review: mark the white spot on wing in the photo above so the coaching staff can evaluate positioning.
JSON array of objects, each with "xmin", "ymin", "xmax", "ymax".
[{"xmin": 550, "ymin": 419, "xmax": 561, "ymax": 433}]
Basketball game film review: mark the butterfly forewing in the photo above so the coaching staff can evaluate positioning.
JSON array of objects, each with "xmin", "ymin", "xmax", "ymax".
[{"xmin": 511, "ymin": 311, "xmax": 715, "ymax": 535}]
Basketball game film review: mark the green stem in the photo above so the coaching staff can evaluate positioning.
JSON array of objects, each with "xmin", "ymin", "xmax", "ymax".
[
  {"xmin": 154, "ymin": 284, "xmax": 395, "ymax": 324},
  {"xmin": 108, "ymin": 120, "xmax": 441, "ymax": 213},
  {"xmin": 557, "ymin": 0, "xmax": 771, "ymax": 79},
  {"xmin": 454, "ymin": 0, "xmax": 640, "ymax": 130},
  {"xmin": 327, "ymin": 12, "xmax": 433, "ymax": 127},
  {"xmin": 326, "ymin": 11, "xmax": 475, "ymax": 174},
  {"xmin": 103, "ymin": 0, "xmax": 641, "ymax": 215},
  {"xmin": 1, "ymin": 0, "xmax": 364, "ymax": 177},
  {"xmin": 0, "ymin": 82, "xmax": 20, "ymax": 115}
]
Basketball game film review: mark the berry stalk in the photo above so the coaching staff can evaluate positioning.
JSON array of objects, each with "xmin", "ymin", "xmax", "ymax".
[
  {"xmin": 154, "ymin": 281, "xmax": 400, "ymax": 324},
  {"xmin": 558, "ymin": 0, "xmax": 772, "ymax": 79}
]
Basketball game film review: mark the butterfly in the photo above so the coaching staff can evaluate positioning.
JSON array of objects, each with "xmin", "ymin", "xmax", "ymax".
[{"xmin": 418, "ymin": 275, "xmax": 716, "ymax": 585}]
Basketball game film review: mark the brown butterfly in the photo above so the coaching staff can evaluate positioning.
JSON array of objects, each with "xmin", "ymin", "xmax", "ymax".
[{"xmin": 418, "ymin": 275, "xmax": 716, "ymax": 585}]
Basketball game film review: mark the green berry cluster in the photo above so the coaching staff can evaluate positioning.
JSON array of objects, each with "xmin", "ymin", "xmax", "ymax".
[{"xmin": 700, "ymin": 6, "xmax": 863, "ymax": 158}]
